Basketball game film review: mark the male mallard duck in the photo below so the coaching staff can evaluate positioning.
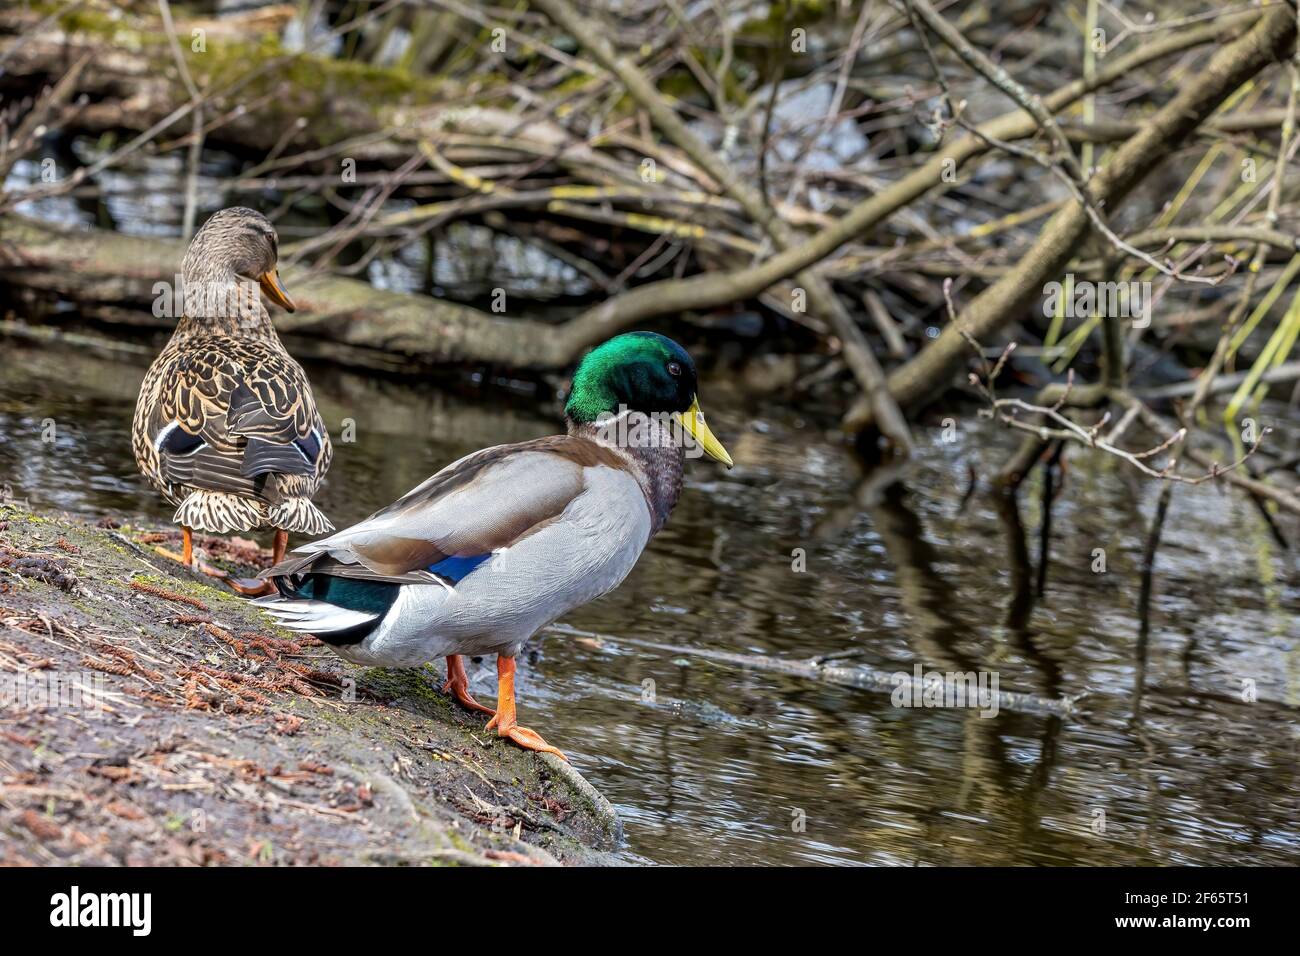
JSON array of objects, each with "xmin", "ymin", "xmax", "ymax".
[
  {"xmin": 132, "ymin": 207, "xmax": 333, "ymax": 594},
  {"xmin": 256, "ymin": 332, "xmax": 732, "ymax": 759}
]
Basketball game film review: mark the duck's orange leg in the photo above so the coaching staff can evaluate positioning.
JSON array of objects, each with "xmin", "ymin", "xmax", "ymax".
[
  {"xmin": 442, "ymin": 655, "xmax": 495, "ymax": 716},
  {"xmin": 271, "ymin": 529, "xmax": 288, "ymax": 564},
  {"xmin": 153, "ymin": 526, "xmax": 193, "ymax": 565},
  {"xmin": 485, "ymin": 655, "xmax": 566, "ymax": 761},
  {"xmin": 226, "ymin": 528, "xmax": 286, "ymax": 597},
  {"xmin": 154, "ymin": 527, "xmax": 229, "ymax": 579}
]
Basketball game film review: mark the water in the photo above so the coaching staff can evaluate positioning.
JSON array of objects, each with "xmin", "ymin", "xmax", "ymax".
[{"xmin": 2, "ymin": 336, "xmax": 1296, "ymax": 866}]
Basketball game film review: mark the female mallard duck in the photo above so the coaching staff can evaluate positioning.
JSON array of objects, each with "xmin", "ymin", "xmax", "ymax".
[
  {"xmin": 257, "ymin": 332, "xmax": 732, "ymax": 759},
  {"xmin": 132, "ymin": 207, "xmax": 333, "ymax": 594}
]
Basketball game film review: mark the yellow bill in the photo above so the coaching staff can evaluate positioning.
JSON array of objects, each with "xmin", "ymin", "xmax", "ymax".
[
  {"xmin": 259, "ymin": 270, "xmax": 296, "ymax": 313},
  {"xmin": 678, "ymin": 396, "xmax": 733, "ymax": 468}
]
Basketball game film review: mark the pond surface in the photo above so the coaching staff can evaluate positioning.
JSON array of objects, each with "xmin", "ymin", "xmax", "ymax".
[{"xmin": 1, "ymin": 337, "xmax": 1297, "ymax": 866}]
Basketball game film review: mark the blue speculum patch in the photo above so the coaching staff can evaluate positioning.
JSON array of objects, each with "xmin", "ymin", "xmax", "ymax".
[{"xmin": 428, "ymin": 553, "xmax": 491, "ymax": 582}]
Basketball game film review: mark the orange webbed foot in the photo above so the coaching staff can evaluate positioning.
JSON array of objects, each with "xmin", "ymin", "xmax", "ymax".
[
  {"xmin": 487, "ymin": 655, "xmax": 567, "ymax": 761},
  {"xmin": 443, "ymin": 655, "xmax": 495, "ymax": 716},
  {"xmin": 226, "ymin": 576, "xmax": 276, "ymax": 597},
  {"xmin": 485, "ymin": 714, "xmax": 567, "ymax": 761},
  {"xmin": 154, "ymin": 529, "xmax": 230, "ymax": 580},
  {"xmin": 226, "ymin": 529, "xmax": 288, "ymax": 596},
  {"xmin": 153, "ymin": 545, "xmax": 189, "ymax": 565}
]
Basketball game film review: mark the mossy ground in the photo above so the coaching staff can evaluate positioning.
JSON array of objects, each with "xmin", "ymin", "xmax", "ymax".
[{"xmin": 0, "ymin": 502, "xmax": 621, "ymax": 866}]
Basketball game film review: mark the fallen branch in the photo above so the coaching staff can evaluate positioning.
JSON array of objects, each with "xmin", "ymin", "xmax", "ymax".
[
  {"xmin": 948, "ymin": 279, "xmax": 1274, "ymax": 491},
  {"xmin": 0, "ymin": 213, "xmax": 553, "ymax": 368},
  {"xmin": 856, "ymin": 6, "xmax": 1295, "ymax": 426},
  {"xmin": 540, "ymin": 11, "xmax": 1256, "ymax": 365}
]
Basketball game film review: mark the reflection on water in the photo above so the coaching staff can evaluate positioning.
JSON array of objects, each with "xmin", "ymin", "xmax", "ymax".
[{"xmin": 1, "ymin": 339, "xmax": 1297, "ymax": 865}]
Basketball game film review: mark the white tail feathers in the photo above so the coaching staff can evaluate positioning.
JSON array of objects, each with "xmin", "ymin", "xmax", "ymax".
[
  {"xmin": 173, "ymin": 492, "xmax": 263, "ymax": 534},
  {"xmin": 267, "ymin": 497, "xmax": 335, "ymax": 535},
  {"xmin": 172, "ymin": 493, "xmax": 333, "ymax": 535},
  {"xmin": 254, "ymin": 595, "xmax": 377, "ymax": 634}
]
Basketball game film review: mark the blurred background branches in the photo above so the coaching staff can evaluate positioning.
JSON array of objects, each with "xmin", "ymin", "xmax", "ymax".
[{"xmin": 1, "ymin": 0, "xmax": 1298, "ymax": 515}]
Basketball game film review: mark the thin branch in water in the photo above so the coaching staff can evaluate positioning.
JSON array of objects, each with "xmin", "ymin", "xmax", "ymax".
[{"xmin": 943, "ymin": 278, "xmax": 1271, "ymax": 487}]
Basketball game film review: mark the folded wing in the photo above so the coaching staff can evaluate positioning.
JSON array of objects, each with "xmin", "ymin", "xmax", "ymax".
[
  {"xmin": 144, "ymin": 340, "xmax": 330, "ymax": 502},
  {"xmin": 265, "ymin": 436, "xmax": 617, "ymax": 586}
]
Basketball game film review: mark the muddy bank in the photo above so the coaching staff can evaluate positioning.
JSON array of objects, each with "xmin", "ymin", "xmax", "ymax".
[{"xmin": 0, "ymin": 501, "xmax": 623, "ymax": 866}]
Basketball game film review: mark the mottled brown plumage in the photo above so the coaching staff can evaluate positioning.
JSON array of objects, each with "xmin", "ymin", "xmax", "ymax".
[{"xmin": 132, "ymin": 208, "xmax": 333, "ymax": 550}]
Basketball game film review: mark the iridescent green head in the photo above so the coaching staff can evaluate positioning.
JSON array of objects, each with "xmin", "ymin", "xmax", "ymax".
[{"xmin": 565, "ymin": 332, "xmax": 732, "ymax": 466}]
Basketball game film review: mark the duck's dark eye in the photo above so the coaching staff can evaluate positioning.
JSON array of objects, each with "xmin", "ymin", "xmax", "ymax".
[{"xmin": 667, "ymin": 361, "xmax": 682, "ymax": 377}]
